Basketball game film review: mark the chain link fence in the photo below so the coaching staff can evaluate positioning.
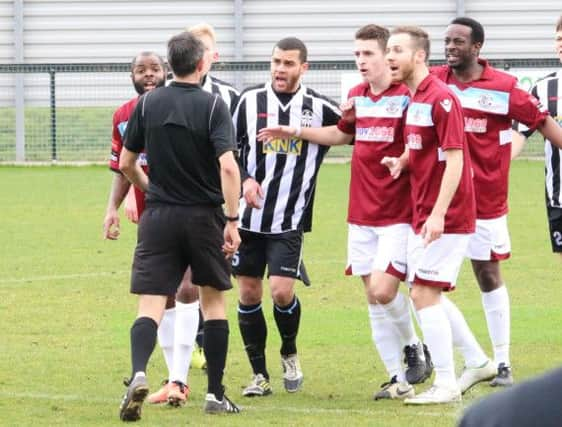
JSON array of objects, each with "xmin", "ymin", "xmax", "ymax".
[{"xmin": 0, "ymin": 59, "xmax": 559, "ymax": 163}]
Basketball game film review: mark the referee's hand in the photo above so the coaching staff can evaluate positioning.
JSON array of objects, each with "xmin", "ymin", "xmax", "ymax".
[{"xmin": 223, "ymin": 223, "xmax": 241, "ymax": 259}]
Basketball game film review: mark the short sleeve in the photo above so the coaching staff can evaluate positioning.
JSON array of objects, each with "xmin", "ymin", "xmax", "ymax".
[
  {"xmin": 508, "ymin": 84, "xmax": 548, "ymax": 132},
  {"xmin": 209, "ymin": 95, "xmax": 237, "ymax": 158},
  {"xmin": 109, "ymin": 110, "xmax": 123, "ymax": 172},
  {"xmin": 433, "ymin": 93, "xmax": 465, "ymax": 150},
  {"xmin": 123, "ymin": 96, "xmax": 146, "ymax": 153}
]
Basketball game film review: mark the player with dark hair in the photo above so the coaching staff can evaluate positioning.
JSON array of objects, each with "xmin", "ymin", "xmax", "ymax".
[
  {"xmin": 117, "ymin": 31, "xmax": 241, "ymax": 420},
  {"xmin": 384, "ymin": 25, "xmax": 476, "ymax": 404},
  {"xmin": 432, "ymin": 16, "xmax": 562, "ymax": 391},
  {"xmin": 103, "ymin": 51, "xmax": 166, "ymax": 241},
  {"xmin": 232, "ymin": 37, "xmax": 340, "ymax": 397},
  {"xmin": 258, "ymin": 24, "xmax": 432, "ymax": 400}
]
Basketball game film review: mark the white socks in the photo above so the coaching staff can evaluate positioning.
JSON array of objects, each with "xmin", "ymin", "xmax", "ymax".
[
  {"xmin": 170, "ymin": 301, "xmax": 200, "ymax": 384},
  {"xmin": 482, "ymin": 285, "xmax": 510, "ymax": 367},
  {"xmin": 368, "ymin": 304, "xmax": 406, "ymax": 383},
  {"xmin": 417, "ymin": 304, "xmax": 456, "ymax": 388},
  {"xmin": 157, "ymin": 308, "xmax": 176, "ymax": 379},
  {"xmin": 441, "ymin": 295, "xmax": 488, "ymax": 368},
  {"xmin": 380, "ymin": 292, "xmax": 419, "ymax": 347}
]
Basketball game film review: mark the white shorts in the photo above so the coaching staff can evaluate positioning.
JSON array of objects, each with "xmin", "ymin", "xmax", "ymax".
[
  {"xmin": 407, "ymin": 228, "xmax": 470, "ymax": 291},
  {"xmin": 345, "ymin": 223, "xmax": 409, "ymax": 280},
  {"xmin": 466, "ymin": 215, "xmax": 511, "ymax": 261}
]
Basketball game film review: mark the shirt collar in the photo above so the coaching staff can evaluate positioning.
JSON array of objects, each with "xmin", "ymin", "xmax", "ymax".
[{"xmin": 416, "ymin": 74, "xmax": 434, "ymax": 92}]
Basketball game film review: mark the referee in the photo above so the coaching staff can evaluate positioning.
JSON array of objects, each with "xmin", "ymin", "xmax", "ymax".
[{"xmin": 118, "ymin": 31, "xmax": 241, "ymax": 420}]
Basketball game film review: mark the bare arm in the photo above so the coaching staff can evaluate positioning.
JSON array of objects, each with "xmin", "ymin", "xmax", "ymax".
[
  {"xmin": 257, "ymin": 125, "xmax": 352, "ymax": 146},
  {"xmin": 511, "ymin": 130, "xmax": 527, "ymax": 160},
  {"xmin": 537, "ymin": 116, "xmax": 562, "ymax": 149},
  {"xmin": 119, "ymin": 147, "xmax": 148, "ymax": 192},
  {"xmin": 103, "ymin": 173, "xmax": 131, "ymax": 240},
  {"xmin": 218, "ymin": 150, "xmax": 241, "ymax": 258},
  {"xmin": 422, "ymin": 148, "xmax": 463, "ymax": 246}
]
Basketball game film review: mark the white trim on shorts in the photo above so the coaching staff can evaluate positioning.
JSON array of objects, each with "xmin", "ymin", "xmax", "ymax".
[
  {"xmin": 466, "ymin": 215, "xmax": 511, "ymax": 261},
  {"xmin": 407, "ymin": 228, "xmax": 470, "ymax": 291},
  {"xmin": 345, "ymin": 223, "xmax": 409, "ymax": 280}
]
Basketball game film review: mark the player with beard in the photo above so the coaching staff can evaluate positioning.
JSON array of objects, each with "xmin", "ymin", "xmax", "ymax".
[
  {"xmin": 258, "ymin": 25, "xmax": 432, "ymax": 400},
  {"xmin": 231, "ymin": 37, "xmax": 340, "ymax": 397},
  {"xmin": 432, "ymin": 17, "xmax": 562, "ymax": 392},
  {"xmin": 104, "ymin": 51, "xmax": 166, "ymax": 240},
  {"xmin": 384, "ymin": 26, "xmax": 476, "ymax": 404}
]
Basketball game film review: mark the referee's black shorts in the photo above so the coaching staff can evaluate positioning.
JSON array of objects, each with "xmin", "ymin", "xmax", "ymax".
[{"xmin": 130, "ymin": 204, "xmax": 233, "ymax": 295}]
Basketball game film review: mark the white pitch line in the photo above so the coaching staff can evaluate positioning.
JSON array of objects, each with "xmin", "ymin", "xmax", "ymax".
[
  {"xmin": 0, "ymin": 391, "xmax": 461, "ymax": 418},
  {"xmin": 0, "ymin": 270, "xmax": 129, "ymax": 285},
  {"xmin": 0, "ymin": 259, "xmax": 347, "ymax": 285}
]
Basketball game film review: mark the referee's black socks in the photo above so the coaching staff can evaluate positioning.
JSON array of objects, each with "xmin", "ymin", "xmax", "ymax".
[
  {"xmin": 274, "ymin": 296, "xmax": 301, "ymax": 356},
  {"xmin": 203, "ymin": 319, "xmax": 229, "ymax": 400},
  {"xmin": 130, "ymin": 316, "xmax": 158, "ymax": 379}
]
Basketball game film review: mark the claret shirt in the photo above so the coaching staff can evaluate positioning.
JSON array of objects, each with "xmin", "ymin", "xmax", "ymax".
[
  {"xmin": 109, "ymin": 96, "xmax": 147, "ymax": 214},
  {"xmin": 404, "ymin": 74, "xmax": 476, "ymax": 234},
  {"xmin": 432, "ymin": 59, "xmax": 548, "ymax": 219},
  {"xmin": 337, "ymin": 81, "xmax": 411, "ymax": 226}
]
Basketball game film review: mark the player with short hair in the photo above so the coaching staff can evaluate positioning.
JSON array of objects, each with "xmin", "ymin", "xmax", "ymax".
[
  {"xmin": 232, "ymin": 37, "xmax": 340, "ymax": 397},
  {"xmin": 103, "ymin": 51, "xmax": 166, "ymax": 240},
  {"xmin": 258, "ymin": 24, "xmax": 432, "ymax": 400},
  {"xmin": 118, "ymin": 31, "xmax": 241, "ymax": 420},
  {"xmin": 384, "ymin": 25, "xmax": 476, "ymax": 404},
  {"xmin": 432, "ymin": 16, "xmax": 562, "ymax": 391},
  {"xmin": 514, "ymin": 15, "xmax": 562, "ymax": 261}
]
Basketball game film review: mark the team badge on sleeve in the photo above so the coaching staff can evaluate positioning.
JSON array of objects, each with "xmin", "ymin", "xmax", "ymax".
[{"xmin": 440, "ymin": 99, "xmax": 452, "ymax": 113}]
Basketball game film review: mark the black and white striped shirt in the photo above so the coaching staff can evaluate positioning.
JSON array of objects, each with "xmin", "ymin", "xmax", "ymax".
[
  {"xmin": 166, "ymin": 73, "xmax": 239, "ymax": 110},
  {"xmin": 202, "ymin": 75, "xmax": 239, "ymax": 112},
  {"xmin": 519, "ymin": 71, "xmax": 562, "ymax": 207},
  {"xmin": 233, "ymin": 82, "xmax": 340, "ymax": 234}
]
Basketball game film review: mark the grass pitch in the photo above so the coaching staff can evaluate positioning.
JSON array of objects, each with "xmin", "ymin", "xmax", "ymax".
[{"xmin": 0, "ymin": 160, "xmax": 560, "ymax": 426}]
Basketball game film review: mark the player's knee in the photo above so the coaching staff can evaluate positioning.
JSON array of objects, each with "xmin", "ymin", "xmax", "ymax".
[
  {"xmin": 238, "ymin": 277, "xmax": 262, "ymax": 305},
  {"xmin": 474, "ymin": 263, "xmax": 502, "ymax": 291},
  {"xmin": 373, "ymin": 288, "xmax": 397, "ymax": 305},
  {"xmin": 271, "ymin": 289, "xmax": 294, "ymax": 307}
]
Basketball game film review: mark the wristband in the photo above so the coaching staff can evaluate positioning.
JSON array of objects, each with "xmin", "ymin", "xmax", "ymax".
[
  {"xmin": 294, "ymin": 126, "xmax": 302, "ymax": 138},
  {"xmin": 225, "ymin": 215, "xmax": 239, "ymax": 222}
]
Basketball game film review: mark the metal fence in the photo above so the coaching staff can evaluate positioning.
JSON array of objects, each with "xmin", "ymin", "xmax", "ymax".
[{"xmin": 0, "ymin": 59, "xmax": 559, "ymax": 163}]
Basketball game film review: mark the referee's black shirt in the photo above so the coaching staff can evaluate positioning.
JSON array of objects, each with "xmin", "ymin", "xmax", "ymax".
[{"xmin": 124, "ymin": 81, "xmax": 236, "ymax": 207}]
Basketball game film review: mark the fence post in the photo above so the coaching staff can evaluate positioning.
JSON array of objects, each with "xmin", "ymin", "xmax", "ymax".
[
  {"xmin": 49, "ymin": 68, "xmax": 57, "ymax": 162},
  {"xmin": 14, "ymin": 0, "xmax": 25, "ymax": 161}
]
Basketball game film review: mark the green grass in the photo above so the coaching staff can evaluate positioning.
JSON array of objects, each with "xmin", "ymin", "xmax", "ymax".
[
  {"xmin": 0, "ymin": 107, "xmax": 114, "ymax": 162},
  {"xmin": 0, "ymin": 106, "xmax": 546, "ymax": 162},
  {"xmin": 0, "ymin": 160, "xmax": 560, "ymax": 426}
]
